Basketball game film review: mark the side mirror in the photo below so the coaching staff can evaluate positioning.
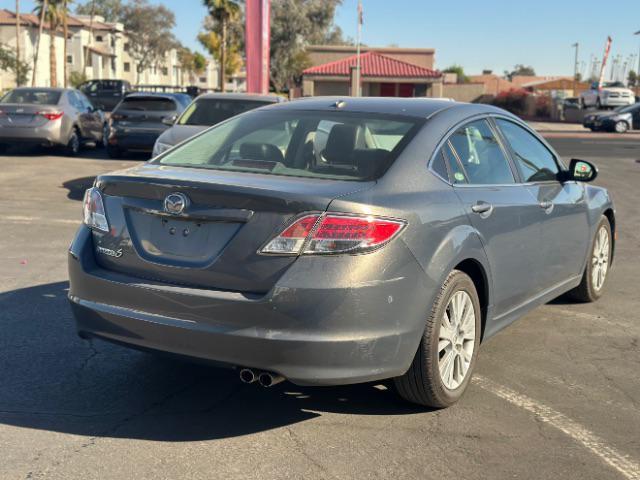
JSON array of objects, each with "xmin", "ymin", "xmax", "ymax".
[
  {"xmin": 162, "ymin": 114, "xmax": 177, "ymax": 126},
  {"xmin": 561, "ymin": 159, "xmax": 598, "ymax": 182}
]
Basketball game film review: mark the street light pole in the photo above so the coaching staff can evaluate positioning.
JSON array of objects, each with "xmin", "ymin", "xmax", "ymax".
[
  {"xmin": 572, "ymin": 42, "xmax": 579, "ymax": 95},
  {"xmin": 635, "ymin": 30, "xmax": 640, "ymax": 89}
]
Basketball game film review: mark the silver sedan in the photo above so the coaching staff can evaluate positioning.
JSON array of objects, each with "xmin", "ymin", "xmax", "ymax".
[{"xmin": 0, "ymin": 87, "xmax": 107, "ymax": 155}]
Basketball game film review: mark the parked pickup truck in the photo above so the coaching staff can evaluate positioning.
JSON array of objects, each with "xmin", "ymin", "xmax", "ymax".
[
  {"xmin": 580, "ymin": 81, "xmax": 635, "ymax": 109},
  {"xmin": 78, "ymin": 80, "xmax": 132, "ymax": 112}
]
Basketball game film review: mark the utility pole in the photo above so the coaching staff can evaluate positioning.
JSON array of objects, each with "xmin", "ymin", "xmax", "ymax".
[
  {"xmin": 15, "ymin": 0, "xmax": 21, "ymax": 86},
  {"xmin": 63, "ymin": 0, "xmax": 68, "ymax": 87},
  {"xmin": 572, "ymin": 42, "xmax": 579, "ymax": 95},
  {"xmin": 354, "ymin": 0, "xmax": 363, "ymax": 97},
  {"xmin": 635, "ymin": 30, "xmax": 640, "ymax": 89}
]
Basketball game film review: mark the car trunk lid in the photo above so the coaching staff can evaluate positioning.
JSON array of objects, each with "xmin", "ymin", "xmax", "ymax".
[
  {"xmin": 92, "ymin": 163, "xmax": 374, "ymax": 293},
  {"xmin": 0, "ymin": 104, "xmax": 54, "ymax": 128}
]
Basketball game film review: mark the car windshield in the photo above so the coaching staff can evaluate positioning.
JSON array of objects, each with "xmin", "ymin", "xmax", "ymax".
[
  {"xmin": 116, "ymin": 97, "xmax": 176, "ymax": 111},
  {"xmin": 156, "ymin": 110, "xmax": 422, "ymax": 181},
  {"xmin": 1, "ymin": 89, "xmax": 62, "ymax": 105},
  {"xmin": 177, "ymin": 98, "xmax": 274, "ymax": 126}
]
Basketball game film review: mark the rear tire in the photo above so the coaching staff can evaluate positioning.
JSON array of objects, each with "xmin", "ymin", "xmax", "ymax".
[
  {"xmin": 99, "ymin": 123, "xmax": 110, "ymax": 149},
  {"xmin": 567, "ymin": 216, "xmax": 612, "ymax": 303},
  {"xmin": 394, "ymin": 270, "xmax": 481, "ymax": 408},
  {"xmin": 107, "ymin": 145, "xmax": 122, "ymax": 158},
  {"xmin": 65, "ymin": 128, "xmax": 81, "ymax": 156}
]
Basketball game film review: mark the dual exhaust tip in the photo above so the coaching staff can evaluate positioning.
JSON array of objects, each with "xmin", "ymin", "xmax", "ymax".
[{"xmin": 239, "ymin": 368, "xmax": 284, "ymax": 388}]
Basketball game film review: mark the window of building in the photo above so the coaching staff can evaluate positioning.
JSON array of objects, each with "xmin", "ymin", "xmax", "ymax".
[
  {"xmin": 96, "ymin": 35, "xmax": 103, "ymax": 42},
  {"xmin": 447, "ymin": 119, "xmax": 515, "ymax": 185},
  {"xmin": 86, "ymin": 53, "xmax": 93, "ymax": 67},
  {"xmin": 199, "ymin": 77, "xmax": 206, "ymax": 83},
  {"xmin": 67, "ymin": 55, "xmax": 73, "ymax": 64},
  {"xmin": 124, "ymin": 43, "xmax": 130, "ymax": 52},
  {"xmin": 161, "ymin": 67, "xmax": 168, "ymax": 76},
  {"xmin": 124, "ymin": 62, "xmax": 131, "ymax": 73}
]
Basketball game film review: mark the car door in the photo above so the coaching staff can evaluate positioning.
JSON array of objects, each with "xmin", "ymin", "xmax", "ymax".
[
  {"xmin": 494, "ymin": 118, "xmax": 590, "ymax": 288},
  {"xmin": 445, "ymin": 118, "xmax": 543, "ymax": 318},
  {"xmin": 67, "ymin": 91, "xmax": 91, "ymax": 139},
  {"xmin": 78, "ymin": 91, "xmax": 103, "ymax": 140}
]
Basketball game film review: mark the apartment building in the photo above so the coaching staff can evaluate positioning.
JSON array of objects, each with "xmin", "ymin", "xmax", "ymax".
[{"xmin": 0, "ymin": 9, "xmax": 221, "ymax": 91}]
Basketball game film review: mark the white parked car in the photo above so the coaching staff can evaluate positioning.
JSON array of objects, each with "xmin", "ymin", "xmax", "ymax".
[{"xmin": 580, "ymin": 81, "xmax": 635, "ymax": 109}]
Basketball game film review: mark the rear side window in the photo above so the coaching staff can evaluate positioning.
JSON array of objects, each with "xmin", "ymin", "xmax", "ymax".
[
  {"xmin": 116, "ymin": 97, "xmax": 176, "ymax": 112},
  {"xmin": 177, "ymin": 98, "xmax": 271, "ymax": 126},
  {"xmin": 1, "ymin": 89, "xmax": 61, "ymax": 105},
  {"xmin": 156, "ymin": 110, "xmax": 421, "ymax": 181},
  {"xmin": 448, "ymin": 119, "xmax": 515, "ymax": 185},
  {"xmin": 495, "ymin": 119, "xmax": 559, "ymax": 182}
]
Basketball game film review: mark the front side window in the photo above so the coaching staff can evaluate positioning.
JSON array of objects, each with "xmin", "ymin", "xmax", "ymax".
[
  {"xmin": 157, "ymin": 110, "xmax": 421, "ymax": 181},
  {"xmin": 448, "ymin": 119, "xmax": 515, "ymax": 185},
  {"xmin": 495, "ymin": 119, "xmax": 559, "ymax": 182}
]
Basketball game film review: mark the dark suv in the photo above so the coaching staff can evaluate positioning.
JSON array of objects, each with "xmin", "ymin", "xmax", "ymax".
[
  {"xmin": 106, "ymin": 92, "xmax": 191, "ymax": 158},
  {"xmin": 79, "ymin": 80, "xmax": 132, "ymax": 112}
]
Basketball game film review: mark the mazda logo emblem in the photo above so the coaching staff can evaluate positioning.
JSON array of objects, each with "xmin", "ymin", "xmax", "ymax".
[{"xmin": 164, "ymin": 192, "xmax": 189, "ymax": 215}]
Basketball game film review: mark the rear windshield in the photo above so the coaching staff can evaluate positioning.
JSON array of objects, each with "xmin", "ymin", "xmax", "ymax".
[
  {"xmin": 1, "ymin": 89, "xmax": 61, "ymax": 105},
  {"xmin": 155, "ymin": 110, "xmax": 422, "ymax": 181},
  {"xmin": 116, "ymin": 97, "xmax": 176, "ymax": 112},
  {"xmin": 178, "ymin": 98, "xmax": 273, "ymax": 126}
]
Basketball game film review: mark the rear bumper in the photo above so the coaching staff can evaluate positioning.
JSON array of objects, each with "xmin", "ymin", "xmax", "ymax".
[
  {"xmin": 68, "ymin": 226, "xmax": 430, "ymax": 386},
  {"xmin": 109, "ymin": 130, "xmax": 162, "ymax": 151},
  {"xmin": 0, "ymin": 125, "xmax": 65, "ymax": 145}
]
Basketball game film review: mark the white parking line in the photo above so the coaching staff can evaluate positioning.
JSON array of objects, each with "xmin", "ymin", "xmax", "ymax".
[
  {"xmin": 0, "ymin": 215, "xmax": 79, "ymax": 225},
  {"xmin": 474, "ymin": 375, "xmax": 640, "ymax": 480}
]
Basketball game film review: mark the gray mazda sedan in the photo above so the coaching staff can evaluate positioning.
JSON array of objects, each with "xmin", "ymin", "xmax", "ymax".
[{"xmin": 69, "ymin": 98, "xmax": 615, "ymax": 407}]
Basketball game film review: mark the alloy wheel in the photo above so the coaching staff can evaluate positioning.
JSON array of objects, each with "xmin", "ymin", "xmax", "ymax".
[
  {"xmin": 592, "ymin": 226, "xmax": 610, "ymax": 291},
  {"xmin": 438, "ymin": 290, "xmax": 476, "ymax": 390},
  {"xmin": 614, "ymin": 121, "xmax": 628, "ymax": 133}
]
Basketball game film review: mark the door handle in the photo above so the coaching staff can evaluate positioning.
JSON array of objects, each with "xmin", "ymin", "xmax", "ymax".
[{"xmin": 471, "ymin": 202, "xmax": 493, "ymax": 215}]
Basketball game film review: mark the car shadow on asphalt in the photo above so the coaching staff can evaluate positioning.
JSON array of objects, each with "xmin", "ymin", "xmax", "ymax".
[
  {"xmin": 62, "ymin": 176, "xmax": 97, "ymax": 200},
  {"xmin": 1, "ymin": 145, "xmax": 150, "ymax": 161},
  {"xmin": 0, "ymin": 282, "xmax": 428, "ymax": 442}
]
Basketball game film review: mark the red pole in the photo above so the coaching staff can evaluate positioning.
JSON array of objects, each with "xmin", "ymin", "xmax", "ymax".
[{"xmin": 245, "ymin": 0, "xmax": 270, "ymax": 94}]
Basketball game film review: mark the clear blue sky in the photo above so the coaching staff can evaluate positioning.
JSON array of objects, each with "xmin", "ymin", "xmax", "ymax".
[{"xmin": 13, "ymin": 0, "xmax": 640, "ymax": 76}]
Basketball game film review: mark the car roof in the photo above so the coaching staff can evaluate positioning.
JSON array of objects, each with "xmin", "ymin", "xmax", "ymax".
[
  {"xmin": 9, "ymin": 87, "xmax": 69, "ymax": 92},
  {"xmin": 124, "ymin": 92, "xmax": 185, "ymax": 100},
  {"xmin": 197, "ymin": 92, "xmax": 285, "ymax": 103},
  {"xmin": 259, "ymin": 96, "xmax": 503, "ymax": 119}
]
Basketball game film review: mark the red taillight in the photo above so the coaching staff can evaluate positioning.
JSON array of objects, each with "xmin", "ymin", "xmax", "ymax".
[
  {"xmin": 261, "ymin": 213, "xmax": 406, "ymax": 255},
  {"xmin": 38, "ymin": 111, "xmax": 64, "ymax": 121}
]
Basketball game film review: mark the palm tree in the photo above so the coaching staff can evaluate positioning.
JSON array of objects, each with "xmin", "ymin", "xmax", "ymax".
[
  {"xmin": 202, "ymin": 0, "xmax": 240, "ymax": 92},
  {"xmin": 33, "ymin": 0, "xmax": 65, "ymax": 87},
  {"xmin": 31, "ymin": 0, "xmax": 47, "ymax": 86}
]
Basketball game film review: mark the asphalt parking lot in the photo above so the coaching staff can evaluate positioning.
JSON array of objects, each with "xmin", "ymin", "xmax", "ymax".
[{"xmin": 1, "ymin": 137, "xmax": 639, "ymax": 480}]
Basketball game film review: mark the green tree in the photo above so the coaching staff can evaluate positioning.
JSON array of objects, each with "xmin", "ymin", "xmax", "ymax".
[
  {"xmin": 34, "ymin": 0, "xmax": 67, "ymax": 87},
  {"xmin": 628, "ymin": 70, "xmax": 638, "ymax": 88},
  {"xmin": 200, "ymin": 0, "xmax": 242, "ymax": 92},
  {"xmin": 504, "ymin": 64, "xmax": 536, "ymax": 81},
  {"xmin": 75, "ymin": 0, "xmax": 123, "ymax": 22},
  {"xmin": 442, "ymin": 64, "xmax": 469, "ymax": 83},
  {"xmin": 120, "ymin": 0, "xmax": 177, "ymax": 83},
  {"xmin": 177, "ymin": 47, "xmax": 207, "ymax": 85},
  {"xmin": 270, "ymin": 0, "xmax": 343, "ymax": 92},
  {"xmin": 0, "ymin": 44, "xmax": 30, "ymax": 86}
]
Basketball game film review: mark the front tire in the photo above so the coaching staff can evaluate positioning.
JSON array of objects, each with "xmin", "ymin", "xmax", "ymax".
[
  {"xmin": 567, "ymin": 216, "xmax": 612, "ymax": 302},
  {"xmin": 394, "ymin": 270, "xmax": 481, "ymax": 408},
  {"xmin": 614, "ymin": 121, "xmax": 629, "ymax": 133}
]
